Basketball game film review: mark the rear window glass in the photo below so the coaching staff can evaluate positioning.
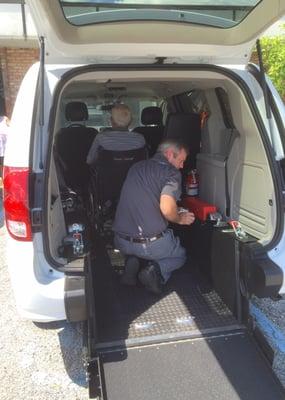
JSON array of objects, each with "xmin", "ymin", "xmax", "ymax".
[
  {"xmin": 65, "ymin": 98, "xmax": 160, "ymax": 131},
  {"xmin": 59, "ymin": 0, "xmax": 261, "ymax": 28}
]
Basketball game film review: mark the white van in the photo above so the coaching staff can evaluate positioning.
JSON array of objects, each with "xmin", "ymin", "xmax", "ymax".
[{"xmin": 3, "ymin": 0, "xmax": 285, "ymax": 398}]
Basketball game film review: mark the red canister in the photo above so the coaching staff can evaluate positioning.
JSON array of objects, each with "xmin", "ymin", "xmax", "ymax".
[{"xmin": 186, "ymin": 169, "xmax": 198, "ymax": 196}]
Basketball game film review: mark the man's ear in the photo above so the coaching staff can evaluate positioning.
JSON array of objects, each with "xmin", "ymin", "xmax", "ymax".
[
  {"xmin": 166, "ymin": 148, "xmax": 176, "ymax": 161},
  {"xmin": 164, "ymin": 148, "xmax": 171, "ymax": 159}
]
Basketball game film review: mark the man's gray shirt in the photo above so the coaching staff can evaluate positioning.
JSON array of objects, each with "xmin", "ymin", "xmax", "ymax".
[
  {"xmin": 86, "ymin": 129, "xmax": 145, "ymax": 164},
  {"xmin": 113, "ymin": 153, "xmax": 181, "ymax": 238}
]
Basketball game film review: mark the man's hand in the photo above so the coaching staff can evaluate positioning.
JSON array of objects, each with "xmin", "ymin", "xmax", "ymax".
[
  {"xmin": 178, "ymin": 211, "xmax": 195, "ymax": 225},
  {"xmin": 160, "ymin": 194, "xmax": 195, "ymax": 226}
]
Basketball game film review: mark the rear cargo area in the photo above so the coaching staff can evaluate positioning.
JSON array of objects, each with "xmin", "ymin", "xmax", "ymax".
[{"xmin": 92, "ymin": 236, "xmax": 240, "ymax": 348}]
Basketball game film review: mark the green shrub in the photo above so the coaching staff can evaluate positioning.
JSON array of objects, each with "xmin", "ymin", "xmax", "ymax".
[{"xmin": 259, "ymin": 25, "xmax": 285, "ymax": 98}]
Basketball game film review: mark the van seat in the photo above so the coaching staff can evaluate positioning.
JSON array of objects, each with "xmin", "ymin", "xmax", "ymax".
[
  {"xmin": 196, "ymin": 153, "xmax": 227, "ymax": 214},
  {"xmin": 55, "ymin": 101, "xmax": 98, "ymax": 191},
  {"xmin": 197, "ymin": 128, "xmax": 240, "ymax": 217},
  {"xmin": 164, "ymin": 112, "xmax": 201, "ymax": 170},
  {"xmin": 133, "ymin": 106, "xmax": 164, "ymax": 156}
]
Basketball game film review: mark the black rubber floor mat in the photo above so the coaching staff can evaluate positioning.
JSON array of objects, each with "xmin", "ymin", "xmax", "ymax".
[
  {"xmin": 101, "ymin": 333, "xmax": 285, "ymax": 400},
  {"xmin": 93, "ymin": 248, "xmax": 238, "ymax": 346}
]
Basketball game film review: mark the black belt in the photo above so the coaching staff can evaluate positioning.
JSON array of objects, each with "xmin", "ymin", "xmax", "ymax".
[{"xmin": 118, "ymin": 232, "xmax": 164, "ymax": 243}]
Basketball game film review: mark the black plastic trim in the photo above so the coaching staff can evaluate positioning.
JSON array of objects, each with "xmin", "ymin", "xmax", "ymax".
[
  {"xmin": 42, "ymin": 63, "xmax": 284, "ymax": 270},
  {"xmin": 215, "ymin": 86, "xmax": 235, "ymax": 129},
  {"xmin": 240, "ymin": 242, "xmax": 283, "ymax": 298},
  {"xmin": 28, "ymin": 67, "xmax": 41, "ymax": 233},
  {"xmin": 30, "ymin": 172, "xmax": 44, "ymax": 232},
  {"xmin": 28, "ymin": 70, "xmax": 41, "ymax": 168},
  {"xmin": 253, "ymin": 326, "xmax": 274, "ymax": 366},
  {"xmin": 64, "ymin": 275, "xmax": 87, "ymax": 322}
]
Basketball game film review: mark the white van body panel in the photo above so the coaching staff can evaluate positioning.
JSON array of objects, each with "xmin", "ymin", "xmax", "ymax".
[
  {"xmin": 235, "ymin": 68, "xmax": 285, "ymax": 159},
  {"xmin": 5, "ymin": 62, "xmax": 79, "ymax": 169},
  {"xmin": 7, "ymin": 233, "xmax": 66, "ymax": 322},
  {"xmin": 4, "ymin": 63, "xmax": 285, "ymax": 319},
  {"xmin": 31, "ymin": 64, "xmax": 82, "ymax": 169},
  {"xmin": 4, "ymin": 63, "xmax": 39, "ymax": 168},
  {"xmin": 27, "ymin": 0, "xmax": 285, "ymax": 65},
  {"xmin": 4, "ymin": 63, "xmax": 70, "ymax": 322},
  {"xmin": 269, "ymin": 231, "xmax": 285, "ymax": 294}
]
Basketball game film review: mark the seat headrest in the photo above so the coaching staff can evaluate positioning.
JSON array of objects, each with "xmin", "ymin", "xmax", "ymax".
[
  {"xmin": 65, "ymin": 102, "xmax": 88, "ymax": 122},
  {"xmin": 141, "ymin": 106, "xmax": 162, "ymax": 126},
  {"xmin": 165, "ymin": 113, "xmax": 201, "ymax": 139}
]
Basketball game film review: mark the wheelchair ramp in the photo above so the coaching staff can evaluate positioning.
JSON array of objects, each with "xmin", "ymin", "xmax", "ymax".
[
  {"xmin": 94, "ymin": 258, "xmax": 239, "ymax": 347},
  {"xmin": 100, "ymin": 332, "xmax": 285, "ymax": 400}
]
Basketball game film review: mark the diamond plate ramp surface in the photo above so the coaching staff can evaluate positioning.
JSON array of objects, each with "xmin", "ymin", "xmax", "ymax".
[
  {"xmin": 101, "ymin": 333, "xmax": 285, "ymax": 400},
  {"xmin": 94, "ymin": 254, "xmax": 238, "ymax": 345}
]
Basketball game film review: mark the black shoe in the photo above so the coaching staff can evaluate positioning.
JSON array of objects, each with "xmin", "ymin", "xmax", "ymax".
[
  {"xmin": 138, "ymin": 262, "xmax": 163, "ymax": 294},
  {"xmin": 120, "ymin": 256, "xmax": 140, "ymax": 286}
]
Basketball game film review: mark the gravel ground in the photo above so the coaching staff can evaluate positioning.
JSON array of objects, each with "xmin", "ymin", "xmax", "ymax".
[
  {"xmin": 0, "ymin": 225, "xmax": 88, "ymax": 400},
  {"xmin": 252, "ymin": 295, "xmax": 285, "ymax": 332},
  {"xmin": 251, "ymin": 295, "xmax": 285, "ymax": 387},
  {"xmin": 0, "ymin": 201, "xmax": 285, "ymax": 399}
]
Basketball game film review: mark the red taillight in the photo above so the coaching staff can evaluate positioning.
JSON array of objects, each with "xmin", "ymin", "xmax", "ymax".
[{"xmin": 3, "ymin": 166, "xmax": 32, "ymax": 241}]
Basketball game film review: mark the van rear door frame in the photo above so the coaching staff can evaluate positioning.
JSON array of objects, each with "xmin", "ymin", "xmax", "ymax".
[{"xmin": 45, "ymin": 63, "xmax": 284, "ymax": 269}]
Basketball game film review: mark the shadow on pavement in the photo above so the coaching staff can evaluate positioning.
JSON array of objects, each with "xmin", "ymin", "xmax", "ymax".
[{"xmin": 34, "ymin": 321, "xmax": 87, "ymax": 388}]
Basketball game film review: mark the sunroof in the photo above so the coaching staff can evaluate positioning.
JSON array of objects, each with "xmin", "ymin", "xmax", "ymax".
[{"xmin": 59, "ymin": 0, "xmax": 261, "ymax": 28}]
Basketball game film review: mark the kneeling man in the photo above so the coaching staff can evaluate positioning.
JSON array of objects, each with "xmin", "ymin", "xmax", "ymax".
[{"xmin": 113, "ymin": 139, "xmax": 195, "ymax": 294}]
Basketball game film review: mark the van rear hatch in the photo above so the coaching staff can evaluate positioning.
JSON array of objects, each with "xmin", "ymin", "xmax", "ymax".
[{"xmin": 27, "ymin": 0, "xmax": 285, "ymax": 65}]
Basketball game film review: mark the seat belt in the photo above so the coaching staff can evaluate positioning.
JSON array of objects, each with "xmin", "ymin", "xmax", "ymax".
[
  {"xmin": 225, "ymin": 129, "xmax": 239, "ymax": 217},
  {"xmin": 53, "ymin": 146, "xmax": 72, "ymax": 192}
]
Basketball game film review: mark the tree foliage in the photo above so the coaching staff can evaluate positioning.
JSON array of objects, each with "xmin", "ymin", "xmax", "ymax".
[{"xmin": 260, "ymin": 25, "xmax": 285, "ymax": 98}]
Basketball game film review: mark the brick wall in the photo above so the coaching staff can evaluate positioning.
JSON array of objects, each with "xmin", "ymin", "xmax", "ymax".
[{"xmin": 0, "ymin": 47, "xmax": 39, "ymax": 117}]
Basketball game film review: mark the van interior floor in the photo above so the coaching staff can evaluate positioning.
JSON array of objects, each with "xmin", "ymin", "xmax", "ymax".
[{"xmin": 92, "ymin": 236, "xmax": 242, "ymax": 349}]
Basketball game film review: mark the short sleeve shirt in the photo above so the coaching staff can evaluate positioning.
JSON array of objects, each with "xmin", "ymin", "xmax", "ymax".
[
  {"xmin": 86, "ymin": 129, "xmax": 145, "ymax": 164},
  {"xmin": 113, "ymin": 153, "xmax": 182, "ymax": 237}
]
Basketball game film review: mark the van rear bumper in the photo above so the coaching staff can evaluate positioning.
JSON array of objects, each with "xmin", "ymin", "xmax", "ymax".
[
  {"xmin": 7, "ymin": 234, "xmax": 66, "ymax": 322},
  {"xmin": 14, "ymin": 278, "xmax": 66, "ymax": 323}
]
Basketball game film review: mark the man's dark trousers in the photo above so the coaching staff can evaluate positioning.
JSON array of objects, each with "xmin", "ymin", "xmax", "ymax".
[{"xmin": 114, "ymin": 229, "xmax": 186, "ymax": 282}]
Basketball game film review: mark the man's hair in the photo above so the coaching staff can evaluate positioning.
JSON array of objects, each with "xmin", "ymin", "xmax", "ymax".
[
  {"xmin": 111, "ymin": 104, "xmax": 132, "ymax": 128},
  {"xmin": 157, "ymin": 139, "xmax": 189, "ymax": 156}
]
